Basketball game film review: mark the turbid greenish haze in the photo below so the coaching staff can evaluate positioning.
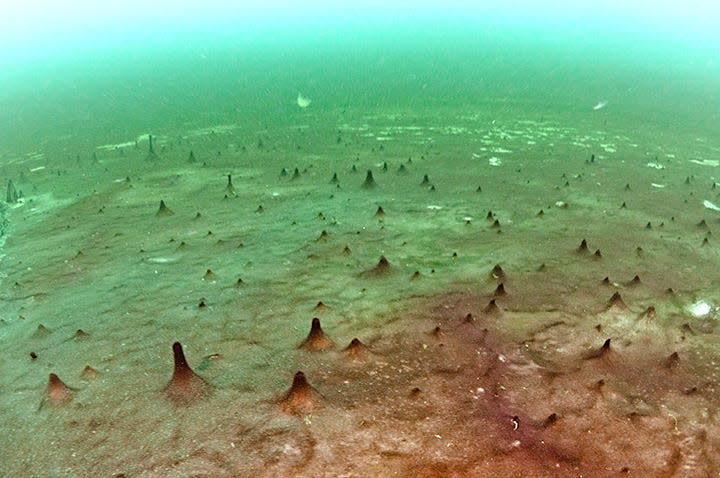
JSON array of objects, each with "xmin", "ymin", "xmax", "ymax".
[{"xmin": 1, "ymin": 1, "xmax": 720, "ymax": 477}]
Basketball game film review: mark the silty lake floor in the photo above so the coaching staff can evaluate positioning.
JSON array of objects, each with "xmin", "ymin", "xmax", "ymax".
[{"xmin": 1, "ymin": 104, "xmax": 720, "ymax": 477}]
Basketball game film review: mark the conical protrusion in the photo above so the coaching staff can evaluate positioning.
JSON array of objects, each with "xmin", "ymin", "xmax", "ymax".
[
  {"xmin": 493, "ymin": 283, "xmax": 507, "ymax": 297},
  {"xmin": 298, "ymin": 318, "xmax": 334, "ymax": 351},
  {"xmin": 640, "ymin": 306, "xmax": 656, "ymax": 321},
  {"xmin": 542, "ymin": 413, "xmax": 558, "ymax": 428},
  {"xmin": 584, "ymin": 338, "xmax": 612, "ymax": 360},
  {"xmin": 375, "ymin": 206, "xmax": 385, "ymax": 217},
  {"xmin": 483, "ymin": 299, "xmax": 500, "ymax": 315},
  {"xmin": 33, "ymin": 324, "xmax": 52, "ymax": 338},
  {"xmin": 6, "ymin": 179, "xmax": 19, "ymax": 204},
  {"xmin": 330, "ymin": 172, "xmax": 339, "ymax": 184},
  {"xmin": 362, "ymin": 169, "xmax": 376, "ymax": 188},
  {"xmin": 664, "ymin": 352, "xmax": 680, "ymax": 369},
  {"xmin": 188, "ymin": 150, "xmax": 196, "ymax": 163},
  {"xmin": 343, "ymin": 338, "xmax": 369, "ymax": 360},
  {"xmin": 577, "ymin": 239, "xmax": 589, "ymax": 253},
  {"xmin": 74, "ymin": 329, "xmax": 89, "ymax": 340},
  {"xmin": 43, "ymin": 373, "xmax": 75, "ymax": 407},
  {"xmin": 156, "ymin": 199, "xmax": 174, "ymax": 216},
  {"xmin": 279, "ymin": 371, "xmax": 321, "ymax": 415},
  {"xmin": 225, "ymin": 174, "xmax": 236, "ymax": 196},
  {"xmin": 490, "ymin": 264, "xmax": 505, "ymax": 281},
  {"xmin": 371, "ymin": 255, "xmax": 391, "ymax": 274},
  {"xmin": 145, "ymin": 134, "xmax": 159, "ymax": 161},
  {"xmin": 606, "ymin": 292, "xmax": 627, "ymax": 309},
  {"xmin": 81, "ymin": 365, "xmax": 99, "ymax": 380},
  {"xmin": 316, "ymin": 230, "xmax": 329, "ymax": 242},
  {"xmin": 163, "ymin": 342, "xmax": 210, "ymax": 405},
  {"xmin": 421, "ymin": 174, "xmax": 430, "ymax": 185}
]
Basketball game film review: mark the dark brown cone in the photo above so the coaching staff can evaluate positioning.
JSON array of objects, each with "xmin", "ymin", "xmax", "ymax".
[
  {"xmin": 164, "ymin": 342, "xmax": 209, "ymax": 405},
  {"xmin": 584, "ymin": 338, "xmax": 612, "ymax": 360},
  {"xmin": 577, "ymin": 239, "xmax": 589, "ymax": 253},
  {"xmin": 343, "ymin": 338, "xmax": 369, "ymax": 360},
  {"xmin": 298, "ymin": 318, "xmax": 334, "ymax": 351},
  {"xmin": 367, "ymin": 255, "xmax": 390, "ymax": 275},
  {"xmin": 279, "ymin": 371, "xmax": 320, "ymax": 415},
  {"xmin": 490, "ymin": 264, "xmax": 505, "ymax": 281},
  {"xmin": 606, "ymin": 292, "xmax": 627, "ymax": 309},
  {"xmin": 45, "ymin": 373, "xmax": 75, "ymax": 406},
  {"xmin": 664, "ymin": 352, "xmax": 680, "ymax": 369},
  {"xmin": 483, "ymin": 299, "xmax": 500, "ymax": 315}
]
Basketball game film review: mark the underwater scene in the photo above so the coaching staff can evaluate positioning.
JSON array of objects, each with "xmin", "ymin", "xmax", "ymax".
[{"xmin": 1, "ymin": 1, "xmax": 719, "ymax": 476}]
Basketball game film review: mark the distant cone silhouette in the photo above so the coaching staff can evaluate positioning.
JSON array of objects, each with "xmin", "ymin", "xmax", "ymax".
[
  {"xmin": 156, "ymin": 199, "xmax": 174, "ymax": 217},
  {"xmin": 164, "ymin": 342, "xmax": 210, "ymax": 405}
]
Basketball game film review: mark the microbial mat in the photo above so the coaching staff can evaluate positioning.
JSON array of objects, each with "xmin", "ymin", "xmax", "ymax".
[{"xmin": 1, "ymin": 18, "xmax": 720, "ymax": 477}]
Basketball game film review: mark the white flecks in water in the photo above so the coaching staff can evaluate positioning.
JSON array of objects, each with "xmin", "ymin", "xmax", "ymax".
[
  {"xmin": 296, "ymin": 93, "xmax": 311, "ymax": 108},
  {"xmin": 592, "ymin": 100, "xmax": 608, "ymax": 110}
]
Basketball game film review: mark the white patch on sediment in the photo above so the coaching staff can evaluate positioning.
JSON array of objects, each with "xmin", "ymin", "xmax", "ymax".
[
  {"xmin": 488, "ymin": 157, "xmax": 502, "ymax": 166},
  {"xmin": 703, "ymin": 200, "xmax": 720, "ymax": 211},
  {"xmin": 646, "ymin": 162, "xmax": 665, "ymax": 169},
  {"xmin": 688, "ymin": 301, "xmax": 712, "ymax": 317},
  {"xmin": 691, "ymin": 159, "xmax": 719, "ymax": 167}
]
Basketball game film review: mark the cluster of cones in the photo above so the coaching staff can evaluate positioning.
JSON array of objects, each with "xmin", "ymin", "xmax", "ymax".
[{"xmin": 42, "ymin": 317, "xmax": 367, "ymax": 416}]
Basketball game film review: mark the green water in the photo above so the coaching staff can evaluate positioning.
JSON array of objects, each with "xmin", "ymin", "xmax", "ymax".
[
  {"xmin": 0, "ymin": 9, "xmax": 717, "ymax": 153},
  {"xmin": 1, "ymin": 4, "xmax": 720, "ymax": 477}
]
